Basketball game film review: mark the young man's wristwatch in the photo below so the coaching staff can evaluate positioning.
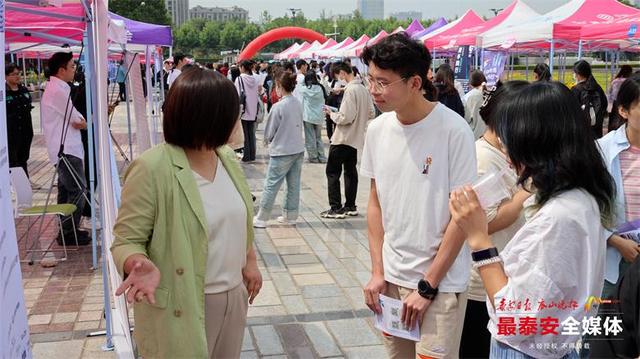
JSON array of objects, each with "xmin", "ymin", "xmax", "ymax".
[{"xmin": 417, "ymin": 279, "xmax": 438, "ymax": 300}]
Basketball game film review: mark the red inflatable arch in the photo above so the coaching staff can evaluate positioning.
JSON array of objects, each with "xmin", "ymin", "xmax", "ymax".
[{"xmin": 238, "ymin": 27, "xmax": 327, "ymax": 61}]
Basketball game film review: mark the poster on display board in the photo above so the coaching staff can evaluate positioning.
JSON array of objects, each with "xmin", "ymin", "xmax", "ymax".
[
  {"xmin": 482, "ymin": 50, "xmax": 508, "ymax": 86},
  {"xmin": 454, "ymin": 45, "xmax": 473, "ymax": 93},
  {"xmin": 0, "ymin": 0, "xmax": 32, "ymax": 357}
]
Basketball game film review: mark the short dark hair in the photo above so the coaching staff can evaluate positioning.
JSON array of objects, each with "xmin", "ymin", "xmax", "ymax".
[
  {"xmin": 282, "ymin": 61, "xmax": 295, "ymax": 73},
  {"xmin": 239, "ymin": 60, "xmax": 253, "ymax": 72},
  {"xmin": 295, "ymin": 59, "xmax": 308, "ymax": 70},
  {"xmin": 533, "ymin": 63, "xmax": 552, "ymax": 81},
  {"xmin": 173, "ymin": 53, "xmax": 186, "ymax": 65},
  {"xmin": 304, "ymin": 71, "xmax": 320, "ymax": 88},
  {"xmin": 5, "ymin": 63, "xmax": 19, "ymax": 76},
  {"xmin": 495, "ymin": 81, "xmax": 615, "ymax": 226},
  {"xmin": 616, "ymin": 74, "xmax": 640, "ymax": 119},
  {"xmin": 361, "ymin": 32, "xmax": 436, "ymax": 101},
  {"xmin": 331, "ymin": 61, "xmax": 352, "ymax": 75},
  {"xmin": 469, "ymin": 70, "xmax": 487, "ymax": 88},
  {"xmin": 48, "ymin": 52, "xmax": 73, "ymax": 77},
  {"xmin": 479, "ymin": 80, "xmax": 529, "ymax": 130},
  {"xmin": 276, "ymin": 71, "xmax": 297, "ymax": 93},
  {"xmin": 163, "ymin": 67, "xmax": 239, "ymax": 150},
  {"xmin": 435, "ymin": 64, "xmax": 456, "ymax": 95},
  {"xmin": 615, "ymin": 64, "xmax": 633, "ymax": 79}
]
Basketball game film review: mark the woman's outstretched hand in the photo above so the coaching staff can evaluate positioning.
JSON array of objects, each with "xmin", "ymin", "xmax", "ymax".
[{"xmin": 116, "ymin": 254, "xmax": 161, "ymax": 305}]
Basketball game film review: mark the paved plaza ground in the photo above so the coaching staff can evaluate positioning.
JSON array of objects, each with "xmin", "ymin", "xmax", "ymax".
[{"xmin": 18, "ymin": 102, "xmax": 387, "ymax": 358}]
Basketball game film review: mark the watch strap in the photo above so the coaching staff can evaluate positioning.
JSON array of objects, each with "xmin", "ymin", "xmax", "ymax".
[{"xmin": 471, "ymin": 247, "xmax": 499, "ymax": 262}]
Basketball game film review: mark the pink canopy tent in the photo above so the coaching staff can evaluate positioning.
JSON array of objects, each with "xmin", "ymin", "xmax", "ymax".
[
  {"xmin": 298, "ymin": 39, "xmax": 338, "ymax": 59},
  {"xmin": 316, "ymin": 37, "xmax": 354, "ymax": 58},
  {"xmin": 391, "ymin": 26, "xmax": 405, "ymax": 34},
  {"xmin": 579, "ymin": 12, "xmax": 640, "ymax": 44},
  {"xmin": 420, "ymin": 10, "xmax": 485, "ymax": 50},
  {"xmin": 404, "ymin": 19, "xmax": 425, "ymax": 36},
  {"xmin": 6, "ymin": 3, "xmax": 86, "ymax": 45},
  {"xmin": 338, "ymin": 35, "xmax": 371, "ymax": 57},
  {"xmin": 353, "ymin": 30, "xmax": 388, "ymax": 57},
  {"xmin": 274, "ymin": 42, "xmax": 304, "ymax": 60},
  {"xmin": 286, "ymin": 41, "xmax": 313, "ymax": 59}
]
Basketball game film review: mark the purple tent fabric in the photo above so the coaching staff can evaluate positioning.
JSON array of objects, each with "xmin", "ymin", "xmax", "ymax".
[
  {"xmin": 411, "ymin": 17, "xmax": 448, "ymax": 39},
  {"xmin": 110, "ymin": 13, "xmax": 172, "ymax": 46},
  {"xmin": 404, "ymin": 19, "xmax": 425, "ymax": 36}
]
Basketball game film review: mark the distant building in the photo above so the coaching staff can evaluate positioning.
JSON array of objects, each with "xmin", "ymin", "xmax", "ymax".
[
  {"xmin": 390, "ymin": 10, "xmax": 422, "ymax": 20},
  {"xmin": 165, "ymin": 0, "xmax": 189, "ymax": 27},
  {"xmin": 334, "ymin": 13, "xmax": 354, "ymax": 20},
  {"xmin": 357, "ymin": 0, "xmax": 384, "ymax": 20},
  {"xmin": 189, "ymin": 5, "xmax": 249, "ymax": 22}
]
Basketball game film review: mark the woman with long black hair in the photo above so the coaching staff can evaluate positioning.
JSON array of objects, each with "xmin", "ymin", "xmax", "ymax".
[
  {"xmin": 533, "ymin": 63, "xmax": 552, "ymax": 82},
  {"xmin": 450, "ymin": 81, "xmax": 615, "ymax": 358},
  {"xmin": 571, "ymin": 60, "xmax": 608, "ymax": 138}
]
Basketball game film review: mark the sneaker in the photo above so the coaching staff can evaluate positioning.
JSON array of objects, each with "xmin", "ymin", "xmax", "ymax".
[
  {"xmin": 320, "ymin": 208, "xmax": 346, "ymax": 219},
  {"xmin": 253, "ymin": 216, "xmax": 267, "ymax": 228},
  {"xmin": 276, "ymin": 216, "xmax": 290, "ymax": 224},
  {"xmin": 343, "ymin": 206, "xmax": 359, "ymax": 216}
]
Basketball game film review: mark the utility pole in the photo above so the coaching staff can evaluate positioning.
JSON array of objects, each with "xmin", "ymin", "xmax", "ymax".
[
  {"xmin": 325, "ymin": 17, "xmax": 339, "ymax": 40},
  {"xmin": 288, "ymin": 8, "xmax": 302, "ymax": 18}
]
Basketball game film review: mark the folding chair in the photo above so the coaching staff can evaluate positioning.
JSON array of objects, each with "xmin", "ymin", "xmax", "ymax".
[{"xmin": 9, "ymin": 167, "xmax": 79, "ymax": 263}]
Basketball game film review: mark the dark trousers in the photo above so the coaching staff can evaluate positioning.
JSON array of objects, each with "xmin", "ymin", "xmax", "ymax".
[
  {"xmin": 326, "ymin": 144, "xmax": 358, "ymax": 210},
  {"xmin": 118, "ymin": 82, "xmax": 126, "ymax": 101},
  {"xmin": 80, "ymin": 129, "xmax": 96, "ymax": 217},
  {"xmin": 241, "ymin": 120, "xmax": 256, "ymax": 162},
  {"xmin": 8, "ymin": 126, "xmax": 33, "ymax": 178},
  {"xmin": 325, "ymin": 115, "xmax": 335, "ymax": 142},
  {"xmin": 57, "ymin": 154, "xmax": 86, "ymax": 236},
  {"xmin": 460, "ymin": 299, "xmax": 491, "ymax": 359}
]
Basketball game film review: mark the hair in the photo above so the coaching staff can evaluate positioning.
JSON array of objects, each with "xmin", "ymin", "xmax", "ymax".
[
  {"xmin": 230, "ymin": 67, "xmax": 241, "ymax": 82},
  {"xmin": 163, "ymin": 67, "xmax": 239, "ymax": 150},
  {"xmin": 48, "ymin": 52, "xmax": 74, "ymax": 77},
  {"xmin": 282, "ymin": 61, "xmax": 295, "ymax": 73},
  {"xmin": 615, "ymin": 74, "xmax": 640, "ymax": 124},
  {"xmin": 173, "ymin": 53, "xmax": 186, "ymax": 67},
  {"xmin": 295, "ymin": 59, "xmax": 308, "ymax": 71},
  {"xmin": 276, "ymin": 71, "xmax": 297, "ymax": 93},
  {"xmin": 5, "ymin": 63, "xmax": 19, "ymax": 76},
  {"xmin": 479, "ymin": 80, "xmax": 529, "ymax": 130},
  {"xmin": 573, "ymin": 60, "xmax": 593, "ymax": 79},
  {"xmin": 331, "ymin": 61, "xmax": 353, "ymax": 75},
  {"xmin": 304, "ymin": 71, "xmax": 320, "ymax": 88},
  {"xmin": 615, "ymin": 65, "xmax": 633, "ymax": 79},
  {"xmin": 239, "ymin": 60, "xmax": 253, "ymax": 73},
  {"xmin": 434, "ymin": 64, "xmax": 457, "ymax": 95},
  {"xmin": 533, "ymin": 63, "xmax": 552, "ymax": 81},
  {"xmin": 494, "ymin": 81, "xmax": 615, "ymax": 226},
  {"xmin": 361, "ymin": 32, "xmax": 436, "ymax": 101},
  {"xmin": 469, "ymin": 70, "xmax": 486, "ymax": 88}
]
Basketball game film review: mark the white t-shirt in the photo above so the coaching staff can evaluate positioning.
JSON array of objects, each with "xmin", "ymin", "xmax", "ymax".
[
  {"xmin": 467, "ymin": 138, "xmax": 525, "ymax": 301},
  {"xmin": 193, "ymin": 161, "xmax": 248, "ymax": 294},
  {"xmin": 487, "ymin": 189, "xmax": 606, "ymax": 359},
  {"xmin": 360, "ymin": 103, "xmax": 477, "ymax": 292},
  {"xmin": 167, "ymin": 68, "xmax": 182, "ymax": 88}
]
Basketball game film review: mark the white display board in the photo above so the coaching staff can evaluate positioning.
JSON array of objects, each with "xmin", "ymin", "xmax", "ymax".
[{"xmin": 0, "ymin": 0, "xmax": 32, "ymax": 356}]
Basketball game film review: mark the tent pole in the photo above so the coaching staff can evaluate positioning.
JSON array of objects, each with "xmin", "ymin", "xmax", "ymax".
[
  {"xmin": 145, "ymin": 45, "xmax": 154, "ymax": 146},
  {"xmin": 577, "ymin": 40, "xmax": 583, "ymax": 60},
  {"xmin": 83, "ymin": 32, "xmax": 98, "ymax": 270},
  {"xmin": 525, "ymin": 55, "xmax": 529, "ymax": 81},
  {"xmin": 123, "ymin": 48, "xmax": 134, "ymax": 159},
  {"xmin": 549, "ymin": 40, "xmax": 555, "ymax": 78},
  {"xmin": 22, "ymin": 55, "xmax": 27, "ymax": 86},
  {"xmin": 605, "ymin": 51, "xmax": 609, "ymax": 93}
]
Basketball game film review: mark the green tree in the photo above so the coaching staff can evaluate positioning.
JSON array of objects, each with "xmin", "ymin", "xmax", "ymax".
[
  {"xmin": 220, "ymin": 21, "xmax": 244, "ymax": 50},
  {"xmin": 110, "ymin": 0, "xmax": 170, "ymax": 25},
  {"xmin": 200, "ymin": 21, "xmax": 221, "ymax": 51}
]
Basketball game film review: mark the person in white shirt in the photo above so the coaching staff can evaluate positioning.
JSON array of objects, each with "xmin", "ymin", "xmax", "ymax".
[
  {"xmin": 463, "ymin": 70, "xmax": 488, "ymax": 140},
  {"xmin": 293, "ymin": 59, "xmax": 308, "ymax": 104},
  {"xmin": 41, "ymin": 52, "xmax": 90, "ymax": 245},
  {"xmin": 360, "ymin": 33, "xmax": 476, "ymax": 359},
  {"xmin": 449, "ymin": 81, "xmax": 616, "ymax": 359},
  {"xmin": 167, "ymin": 53, "xmax": 188, "ymax": 89}
]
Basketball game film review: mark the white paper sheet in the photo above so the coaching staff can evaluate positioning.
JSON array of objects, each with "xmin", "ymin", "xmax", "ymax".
[{"xmin": 374, "ymin": 294, "xmax": 420, "ymax": 342}]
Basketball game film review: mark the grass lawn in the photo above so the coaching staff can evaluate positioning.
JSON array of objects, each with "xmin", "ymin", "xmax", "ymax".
[{"xmin": 506, "ymin": 69, "xmax": 616, "ymax": 90}]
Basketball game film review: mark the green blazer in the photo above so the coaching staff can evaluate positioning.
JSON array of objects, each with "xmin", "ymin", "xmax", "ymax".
[{"xmin": 111, "ymin": 143, "xmax": 254, "ymax": 358}]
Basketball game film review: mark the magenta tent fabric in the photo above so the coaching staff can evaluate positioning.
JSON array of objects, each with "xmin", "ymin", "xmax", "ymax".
[
  {"xmin": 552, "ymin": 0, "xmax": 640, "ymax": 41},
  {"xmin": 339, "ymin": 35, "xmax": 371, "ymax": 57},
  {"xmin": 420, "ymin": 10, "xmax": 485, "ymax": 50},
  {"xmin": 411, "ymin": 17, "xmax": 448, "ymax": 39},
  {"xmin": 6, "ymin": 3, "xmax": 86, "ymax": 44},
  {"xmin": 109, "ymin": 12, "xmax": 172, "ymax": 46},
  {"xmin": 287, "ymin": 41, "xmax": 313, "ymax": 59},
  {"xmin": 404, "ymin": 19, "xmax": 425, "ymax": 36},
  {"xmin": 316, "ymin": 37, "xmax": 354, "ymax": 58},
  {"xmin": 579, "ymin": 12, "xmax": 640, "ymax": 41}
]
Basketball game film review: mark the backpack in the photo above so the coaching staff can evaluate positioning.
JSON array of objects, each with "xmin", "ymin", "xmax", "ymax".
[
  {"xmin": 579, "ymin": 87, "xmax": 603, "ymax": 127},
  {"xmin": 237, "ymin": 77, "xmax": 247, "ymax": 115}
]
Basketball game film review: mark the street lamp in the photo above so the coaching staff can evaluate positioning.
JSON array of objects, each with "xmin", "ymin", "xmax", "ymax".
[
  {"xmin": 288, "ymin": 8, "xmax": 302, "ymax": 17},
  {"xmin": 325, "ymin": 17, "xmax": 340, "ymax": 40},
  {"xmin": 489, "ymin": 8, "xmax": 503, "ymax": 16}
]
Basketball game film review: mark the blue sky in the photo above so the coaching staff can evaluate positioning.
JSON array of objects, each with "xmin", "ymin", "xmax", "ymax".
[{"xmin": 189, "ymin": 0, "xmax": 571, "ymax": 21}]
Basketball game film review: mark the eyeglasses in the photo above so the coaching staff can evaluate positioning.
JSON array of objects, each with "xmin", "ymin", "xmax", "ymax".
[{"xmin": 367, "ymin": 77, "xmax": 406, "ymax": 92}]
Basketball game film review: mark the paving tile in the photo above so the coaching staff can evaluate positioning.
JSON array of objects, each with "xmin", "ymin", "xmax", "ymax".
[
  {"xmin": 338, "ymin": 258, "xmax": 367, "ymax": 273},
  {"xmin": 275, "ymin": 323, "xmax": 310, "ymax": 349},
  {"xmin": 272, "ymin": 238, "xmax": 307, "ymax": 247},
  {"xmin": 286, "ymin": 346, "xmax": 317, "ymax": 359},
  {"xmin": 242, "ymin": 328, "xmax": 254, "ymax": 351},
  {"xmin": 277, "ymin": 245, "xmax": 313, "ymax": 255},
  {"xmin": 329, "ymin": 269, "xmax": 360, "ymax": 288},
  {"xmin": 304, "ymin": 322, "xmax": 343, "ymax": 358},
  {"xmin": 302, "ymin": 284, "xmax": 343, "ymax": 299},
  {"xmin": 73, "ymin": 321, "xmax": 100, "ymax": 331},
  {"xmin": 342, "ymin": 345, "xmax": 388, "ymax": 359},
  {"xmin": 81, "ymin": 303, "xmax": 104, "ymax": 311},
  {"xmin": 251, "ymin": 281, "xmax": 282, "ymax": 306},
  {"xmin": 326, "ymin": 319, "xmax": 382, "ymax": 347},
  {"xmin": 78, "ymin": 310, "xmax": 103, "ymax": 322},
  {"xmin": 248, "ymin": 305, "xmax": 287, "ymax": 318},
  {"xmin": 266, "ymin": 227, "xmax": 301, "ymax": 239},
  {"xmin": 281, "ymin": 295, "xmax": 309, "ymax": 315},
  {"xmin": 305, "ymin": 296, "xmax": 353, "ymax": 313},
  {"xmin": 326, "ymin": 242, "xmax": 355, "ymax": 259},
  {"xmin": 288, "ymin": 264, "xmax": 327, "ymax": 275},
  {"xmin": 270, "ymin": 273, "xmax": 300, "ymax": 296},
  {"xmin": 315, "ymin": 251, "xmax": 344, "ymax": 269},
  {"xmin": 293, "ymin": 273, "xmax": 335, "ymax": 286},
  {"xmin": 32, "ymin": 339, "xmax": 84, "ymax": 359},
  {"xmin": 52, "ymin": 312, "xmax": 78, "ymax": 323},
  {"xmin": 28, "ymin": 314, "xmax": 52, "ymax": 325},
  {"xmin": 240, "ymin": 351, "xmax": 259, "ymax": 359},
  {"xmin": 282, "ymin": 254, "xmax": 319, "ymax": 265},
  {"xmin": 252, "ymin": 325, "xmax": 285, "ymax": 356},
  {"xmin": 343, "ymin": 287, "xmax": 369, "ymax": 310}
]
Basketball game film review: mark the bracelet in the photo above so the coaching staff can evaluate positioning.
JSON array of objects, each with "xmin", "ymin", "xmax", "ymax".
[{"xmin": 473, "ymin": 256, "xmax": 503, "ymax": 269}]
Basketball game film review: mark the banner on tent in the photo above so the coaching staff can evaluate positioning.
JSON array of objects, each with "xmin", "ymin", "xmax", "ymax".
[
  {"xmin": 0, "ymin": 0, "xmax": 32, "ymax": 356},
  {"xmin": 454, "ymin": 45, "xmax": 473, "ymax": 93},
  {"xmin": 125, "ymin": 52, "xmax": 151, "ymax": 156},
  {"xmin": 482, "ymin": 50, "xmax": 508, "ymax": 86}
]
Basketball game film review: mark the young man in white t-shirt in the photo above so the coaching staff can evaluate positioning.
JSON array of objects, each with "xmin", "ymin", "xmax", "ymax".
[{"xmin": 360, "ymin": 33, "xmax": 477, "ymax": 359}]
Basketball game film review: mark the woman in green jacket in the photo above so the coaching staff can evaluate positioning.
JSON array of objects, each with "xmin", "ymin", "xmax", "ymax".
[{"xmin": 111, "ymin": 67, "xmax": 262, "ymax": 358}]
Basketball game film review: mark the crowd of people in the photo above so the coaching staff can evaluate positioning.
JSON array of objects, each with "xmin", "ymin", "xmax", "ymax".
[{"xmin": 5, "ymin": 30, "xmax": 640, "ymax": 359}]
